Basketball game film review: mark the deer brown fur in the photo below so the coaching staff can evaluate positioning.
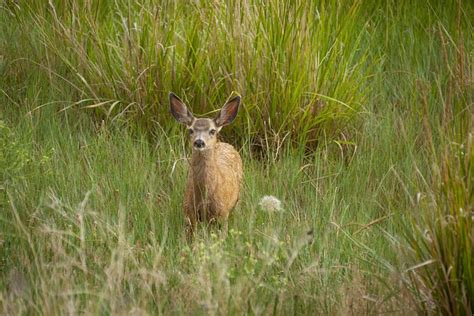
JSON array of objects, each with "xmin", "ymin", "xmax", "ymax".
[{"xmin": 169, "ymin": 93, "xmax": 243, "ymax": 234}]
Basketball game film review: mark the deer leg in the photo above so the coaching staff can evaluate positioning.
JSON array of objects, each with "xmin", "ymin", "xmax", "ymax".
[{"xmin": 221, "ymin": 220, "xmax": 228, "ymax": 237}]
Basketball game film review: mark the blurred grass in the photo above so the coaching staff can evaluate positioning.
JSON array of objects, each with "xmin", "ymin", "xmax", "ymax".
[{"xmin": 1, "ymin": 0, "xmax": 473, "ymax": 314}]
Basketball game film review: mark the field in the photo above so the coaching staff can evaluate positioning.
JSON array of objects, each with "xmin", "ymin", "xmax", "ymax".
[{"xmin": 1, "ymin": 1, "xmax": 473, "ymax": 314}]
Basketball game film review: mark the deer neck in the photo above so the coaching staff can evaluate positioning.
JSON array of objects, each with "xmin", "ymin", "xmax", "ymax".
[{"xmin": 191, "ymin": 145, "xmax": 218, "ymax": 187}]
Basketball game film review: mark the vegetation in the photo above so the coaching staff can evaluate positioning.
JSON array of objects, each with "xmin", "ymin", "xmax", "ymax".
[{"xmin": 1, "ymin": 0, "xmax": 472, "ymax": 314}]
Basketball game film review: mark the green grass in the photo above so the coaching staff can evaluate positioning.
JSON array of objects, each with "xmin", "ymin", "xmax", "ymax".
[
  {"xmin": 2, "ymin": 0, "xmax": 381, "ymax": 149},
  {"xmin": 1, "ymin": 106, "xmax": 411, "ymax": 314},
  {"xmin": 1, "ymin": 0, "xmax": 473, "ymax": 314}
]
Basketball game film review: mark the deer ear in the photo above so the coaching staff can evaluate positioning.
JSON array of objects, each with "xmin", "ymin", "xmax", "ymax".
[
  {"xmin": 215, "ymin": 96, "xmax": 240, "ymax": 127},
  {"xmin": 169, "ymin": 92, "xmax": 194, "ymax": 126}
]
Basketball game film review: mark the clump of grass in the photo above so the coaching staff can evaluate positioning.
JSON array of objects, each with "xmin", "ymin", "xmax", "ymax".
[
  {"xmin": 2, "ymin": 0, "xmax": 380, "ymax": 149},
  {"xmin": 396, "ymin": 6, "xmax": 473, "ymax": 311},
  {"xmin": 403, "ymin": 126, "xmax": 473, "ymax": 314}
]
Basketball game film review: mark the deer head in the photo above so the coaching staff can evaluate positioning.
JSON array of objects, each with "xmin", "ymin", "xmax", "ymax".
[{"xmin": 169, "ymin": 93, "xmax": 240, "ymax": 151}]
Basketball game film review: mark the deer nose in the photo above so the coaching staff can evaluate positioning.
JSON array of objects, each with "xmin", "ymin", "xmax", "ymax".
[{"xmin": 194, "ymin": 139, "xmax": 205, "ymax": 149}]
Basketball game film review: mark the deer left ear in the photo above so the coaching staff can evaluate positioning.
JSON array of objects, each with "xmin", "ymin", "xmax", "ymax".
[{"xmin": 215, "ymin": 96, "xmax": 240, "ymax": 127}]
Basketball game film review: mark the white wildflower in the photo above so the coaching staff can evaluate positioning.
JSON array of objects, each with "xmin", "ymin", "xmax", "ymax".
[{"xmin": 259, "ymin": 195, "xmax": 283, "ymax": 212}]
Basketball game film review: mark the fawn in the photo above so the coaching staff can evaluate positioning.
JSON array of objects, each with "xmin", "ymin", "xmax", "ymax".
[{"xmin": 169, "ymin": 93, "xmax": 243, "ymax": 235}]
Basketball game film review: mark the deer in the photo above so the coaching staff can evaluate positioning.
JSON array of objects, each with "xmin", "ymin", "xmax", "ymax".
[{"xmin": 169, "ymin": 92, "xmax": 243, "ymax": 236}]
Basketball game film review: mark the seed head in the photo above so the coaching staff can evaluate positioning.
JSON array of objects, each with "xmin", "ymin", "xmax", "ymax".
[{"xmin": 259, "ymin": 195, "xmax": 283, "ymax": 212}]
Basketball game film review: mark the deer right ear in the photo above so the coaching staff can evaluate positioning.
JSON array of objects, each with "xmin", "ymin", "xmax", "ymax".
[{"xmin": 169, "ymin": 92, "xmax": 194, "ymax": 126}]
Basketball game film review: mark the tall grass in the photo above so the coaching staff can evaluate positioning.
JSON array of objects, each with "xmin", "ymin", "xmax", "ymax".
[
  {"xmin": 396, "ymin": 6, "xmax": 473, "ymax": 310},
  {"xmin": 2, "ymin": 0, "xmax": 380, "ymax": 149},
  {"xmin": 403, "ymin": 123, "xmax": 473, "ymax": 314},
  {"xmin": 1, "ymin": 113, "xmax": 410, "ymax": 314},
  {"xmin": 376, "ymin": 2, "xmax": 473, "ymax": 313},
  {"xmin": 1, "ymin": 0, "xmax": 473, "ymax": 314}
]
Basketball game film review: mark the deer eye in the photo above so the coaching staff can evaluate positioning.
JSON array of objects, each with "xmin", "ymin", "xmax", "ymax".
[
  {"xmin": 189, "ymin": 129, "xmax": 194, "ymax": 135},
  {"xmin": 209, "ymin": 129, "xmax": 216, "ymax": 136}
]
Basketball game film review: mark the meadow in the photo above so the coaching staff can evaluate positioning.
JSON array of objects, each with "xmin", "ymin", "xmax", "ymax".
[{"xmin": 0, "ymin": 0, "xmax": 472, "ymax": 314}]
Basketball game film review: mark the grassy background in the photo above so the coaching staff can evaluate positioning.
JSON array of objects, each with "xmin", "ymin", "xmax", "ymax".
[{"xmin": 1, "ymin": 0, "xmax": 472, "ymax": 314}]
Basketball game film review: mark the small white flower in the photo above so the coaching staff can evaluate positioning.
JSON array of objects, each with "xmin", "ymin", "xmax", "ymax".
[{"xmin": 259, "ymin": 195, "xmax": 283, "ymax": 212}]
